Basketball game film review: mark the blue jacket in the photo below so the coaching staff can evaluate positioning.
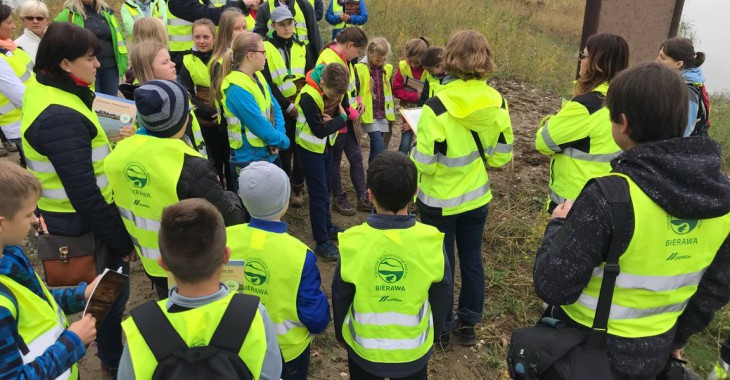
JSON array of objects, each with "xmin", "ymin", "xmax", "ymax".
[
  {"xmin": 247, "ymin": 219, "xmax": 331, "ymax": 333},
  {"xmin": 225, "ymin": 83, "xmax": 289, "ymax": 165},
  {"xmin": 0, "ymin": 246, "xmax": 88, "ymax": 379},
  {"xmin": 325, "ymin": 0, "xmax": 368, "ymax": 40},
  {"xmin": 681, "ymin": 67, "xmax": 705, "ymax": 137}
]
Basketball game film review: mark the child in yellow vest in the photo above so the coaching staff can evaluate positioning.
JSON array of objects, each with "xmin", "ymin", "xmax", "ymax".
[
  {"xmin": 333, "ymin": 151, "xmax": 451, "ymax": 379},
  {"xmin": 0, "ymin": 162, "xmax": 100, "ymax": 379},
  {"xmin": 418, "ymin": 46, "xmax": 446, "ymax": 107},
  {"xmin": 355, "ymin": 37, "xmax": 394, "ymax": 163},
  {"xmin": 393, "ymin": 37, "xmax": 430, "ymax": 154}
]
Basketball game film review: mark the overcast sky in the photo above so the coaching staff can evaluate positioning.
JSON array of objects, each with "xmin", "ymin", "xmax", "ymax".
[{"xmin": 682, "ymin": 0, "xmax": 729, "ymax": 93}]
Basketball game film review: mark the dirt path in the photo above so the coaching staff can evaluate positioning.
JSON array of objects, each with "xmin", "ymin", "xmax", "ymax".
[{"xmin": 6, "ymin": 77, "xmax": 559, "ymax": 379}]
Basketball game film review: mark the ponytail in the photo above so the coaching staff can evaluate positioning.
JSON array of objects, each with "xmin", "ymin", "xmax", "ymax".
[
  {"xmin": 692, "ymin": 51, "xmax": 706, "ymax": 68},
  {"xmin": 660, "ymin": 37, "xmax": 704, "ymax": 69},
  {"xmin": 333, "ymin": 27, "xmax": 368, "ymax": 48},
  {"xmin": 211, "ymin": 31, "xmax": 261, "ymax": 109}
]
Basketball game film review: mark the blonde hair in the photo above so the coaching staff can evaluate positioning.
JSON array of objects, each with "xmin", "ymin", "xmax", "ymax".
[
  {"xmin": 367, "ymin": 37, "xmax": 391, "ymax": 60},
  {"xmin": 442, "ymin": 30, "xmax": 495, "ymax": 80},
  {"xmin": 130, "ymin": 41, "xmax": 166, "ymax": 84},
  {"xmin": 209, "ymin": 9, "xmax": 245, "ymax": 78},
  {"xmin": 63, "ymin": 0, "xmax": 111, "ymax": 19},
  {"xmin": 132, "ymin": 17, "xmax": 169, "ymax": 47},
  {"xmin": 0, "ymin": 162, "xmax": 40, "ymax": 219},
  {"xmin": 213, "ymin": 31, "xmax": 262, "ymax": 107},
  {"xmin": 404, "ymin": 36, "xmax": 430, "ymax": 59},
  {"xmin": 19, "ymin": 0, "xmax": 49, "ymax": 18},
  {"xmin": 192, "ymin": 18, "xmax": 216, "ymax": 38}
]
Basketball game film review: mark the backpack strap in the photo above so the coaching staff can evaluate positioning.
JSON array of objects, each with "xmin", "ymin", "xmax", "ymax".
[
  {"xmin": 591, "ymin": 175, "xmax": 631, "ymax": 331},
  {"xmin": 0, "ymin": 282, "xmax": 30, "ymax": 355},
  {"xmin": 209, "ymin": 293, "xmax": 261, "ymax": 353},
  {"xmin": 132, "ymin": 300, "xmax": 189, "ymax": 362}
]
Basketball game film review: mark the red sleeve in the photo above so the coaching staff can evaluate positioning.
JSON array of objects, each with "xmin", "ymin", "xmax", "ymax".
[{"xmin": 393, "ymin": 69, "xmax": 420, "ymax": 103}]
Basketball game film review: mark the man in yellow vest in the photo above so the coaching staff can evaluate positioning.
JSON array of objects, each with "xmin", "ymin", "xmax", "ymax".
[
  {"xmin": 333, "ymin": 151, "xmax": 452, "ymax": 378},
  {"xmin": 118, "ymin": 198, "xmax": 283, "ymax": 379},
  {"xmin": 229, "ymin": 161, "xmax": 330, "ymax": 379},
  {"xmin": 105, "ymin": 80, "xmax": 244, "ymax": 299},
  {"xmin": 533, "ymin": 63, "xmax": 730, "ymax": 378},
  {"xmin": 166, "ymin": 0, "xmax": 257, "ymax": 66}
]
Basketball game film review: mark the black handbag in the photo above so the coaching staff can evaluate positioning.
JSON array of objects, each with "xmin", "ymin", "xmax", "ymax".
[{"xmin": 507, "ymin": 176, "xmax": 630, "ymax": 380}]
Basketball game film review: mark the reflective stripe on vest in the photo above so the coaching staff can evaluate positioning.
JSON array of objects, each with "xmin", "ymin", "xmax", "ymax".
[
  {"xmin": 264, "ymin": 40, "xmax": 306, "ymax": 98},
  {"xmin": 560, "ymin": 174, "xmax": 730, "ymax": 338},
  {"xmin": 226, "ymin": 224, "xmax": 311, "ymax": 361},
  {"xmin": 122, "ymin": 292, "xmax": 269, "ymax": 379},
  {"xmin": 0, "ymin": 49, "xmax": 36, "ymax": 137},
  {"xmin": 294, "ymin": 85, "xmax": 338, "ymax": 153},
  {"xmin": 317, "ymin": 48, "xmax": 358, "ymax": 106},
  {"xmin": 339, "ymin": 222, "xmax": 444, "ymax": 363},
  {"xmin": 105, "ymin": 135, "xmax": 198, "ymax": 278},
  {"xmin": 167, "ymin": 0, "xmax": 223, "ymax": 52},
  {"xmin": 268, "ymin": 1, "xmax": 309, "ymax": 44},
  {"xmin": 21, "ymin": 83, "xmax": 113, "ymax": 213},
  {"xmin": 0, "ymin": 274, "xmax": 77, "ymax": 380},
  {"xmin": 221, "ymin": 71, "xmax": 273, "ymax": 149}
]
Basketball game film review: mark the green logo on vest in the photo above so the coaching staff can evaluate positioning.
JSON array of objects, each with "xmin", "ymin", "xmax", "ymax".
[
  {"xmin": 666, "ymin": 252, "xmax": 691, "ymax": 261},
  {"xmin": 377, "ymin": 256, "xmax": 406, "ymax": 283},
  {"xmin": 669, "ymin": 217, "xmax": 699, "ymax": 235},
  {"xmin": 244, "ymin": 259, "xmax": 269, "ymax": 285},
  {"xmin": 125, "ymin": 163, "xmax": 149, "ymax": 189}
]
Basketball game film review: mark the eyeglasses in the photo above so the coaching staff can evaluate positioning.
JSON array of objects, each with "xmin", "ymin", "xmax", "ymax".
[
  {"xmin": 578, "ymin": 50, "xmax": 587, "ymax": 60},
  {"xmin": 23, "ymin": 16, "xmax": 46, "ymax": 21}
]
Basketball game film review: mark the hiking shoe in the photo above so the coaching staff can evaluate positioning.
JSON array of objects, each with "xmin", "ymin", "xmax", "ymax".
[
  {"xmin": 332, "ymin": 194, "xmax": 356, "ymax": 216},
  {"xmin": 290, "ymin": 183, "xmax": 304, "ymax": 208},
  {"xmin": 0, "ymin": 146, "xmax": 7, "ymax": 157},
  {"xmin": 436, "ymin": 330, "xmax": 451, "ymax": 350},
  {"xmin": 328, "ymin": 225, "xmax": 344, "ymax": 241},
  {"xmin": 3, "ymin": 141, "xmax": 18, "ymax": 152},
  {"xmin": 315, "ymin": 241, "xmax": 340, "ymax": 262},
  {"xmin": 453, "ymin": 321, "xmax": 477, "ymax": 347},
  {"xmin": 356, "ymin": 196, "xmax": 374, "ymax": 212}
]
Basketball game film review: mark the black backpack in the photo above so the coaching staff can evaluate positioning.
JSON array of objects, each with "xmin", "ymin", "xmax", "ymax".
[{"xmin": 132, "ymin": 293, "xmax": 260, "ymax": 380}]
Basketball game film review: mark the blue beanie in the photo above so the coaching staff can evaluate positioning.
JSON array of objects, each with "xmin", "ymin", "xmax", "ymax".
[{"xmin": 134, "ymin": 80, "xmax": 190, "ymax": 138}]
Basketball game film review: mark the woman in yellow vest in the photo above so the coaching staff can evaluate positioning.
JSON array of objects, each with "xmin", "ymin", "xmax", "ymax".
[
  {"xmin": 355, "ymin": 37, "xmax": 394, "ymax": 163},
  {"xmin": 0, "ymin": 3, "xmax": 35, "ymax": 166},
  {"xmin": 534, "ymin": 63, "xmax": 730, "ymax": 378},
  {"xmin": 261, "ymin": 6, "xmax": 311, "ymax": 207},
  {"xmin": 55, "ymin": 0, "xmax": 128, "ymax": 96},
  {"xmin": 20, "ymin": 22, "xmax": 135, "ymax": 377},
  {"xmin": 216, "ymin": 31, "xmax": 288, "ymax": 193},
  {"xmin": 412, "ymin": 30, "xmax": 513, "ymax": 347},
  {"xmin": 0, "ymin": 162, "xmax": 100, "ymax": 380},
  {"xmin": 128, "ymin": 41, "xmax": 208, "ymax": 156},
  {"xmin": 535, "ymin": 33, "xmax": 629, "ymax": 213}
]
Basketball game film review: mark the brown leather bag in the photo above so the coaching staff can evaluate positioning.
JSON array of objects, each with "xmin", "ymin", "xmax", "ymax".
[{"xmin": 36, "ymin": 232, "xmax": 97, "ymax": 286}]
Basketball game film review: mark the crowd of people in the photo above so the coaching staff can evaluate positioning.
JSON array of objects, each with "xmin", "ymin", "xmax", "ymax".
[{"xmin": 0, "ymin": 0, "xmax": 728, "ymax": 379}]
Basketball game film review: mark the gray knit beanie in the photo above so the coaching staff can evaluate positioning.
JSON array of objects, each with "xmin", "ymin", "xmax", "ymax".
[
  {"xmin": 238, "ymin": 161, "xmax": 291, "ymax": 220},
  {"xmin": 134, "ymin": 80, "xmax": 190, "ymax": 138}
]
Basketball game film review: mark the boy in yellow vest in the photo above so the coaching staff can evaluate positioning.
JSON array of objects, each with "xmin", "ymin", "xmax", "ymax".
[
  {"xmin": 533, "ymin": 63, "xmax": 730, "ymax": 378},
  {"xmin": 118, "ymin": 198, "xmax": 283, "ymax": 379},
  {"xmin": 332, "ymin": 151, "xmax": 452, "ymax": 379},
  {"xmin": 0, "ymin": 161, "xmax": 99, "ymax": 379},
  {"xmin": 229, "ymin": 161, "xmax": 330, "ymax": 379}
]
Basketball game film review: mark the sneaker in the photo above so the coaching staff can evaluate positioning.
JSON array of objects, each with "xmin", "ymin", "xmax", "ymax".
[
  {"xmin": 290, "ymin": 183, "xmax": 304, "ymax": 208},
  {"xmin": 332, "ymin": 194, "xmax": 356, "ymax": 216},
  {"xmin": 436, "ymin": 330, "xmax": 451, "ymax": 350},
  {"xmin": 3, "ymin": 141, "xmax": 18, "ymax": 152},
  {"xmin": 328, "ymin": 225, "xmax": 344, "ymax": 241},
  {"xmin": 314, "ymin": 241, "xmax": 340, "ymax": 262},
  {"xmin": 356, "ymin": 196, "xmax": 374, "ymax": 212},
  {"xmin": 0, "ymin": 146, "xmax": 7, "ymax": 157},
  {"xmin": 453, "ymin": 321, "xmax": 477, "ymax": 347}
]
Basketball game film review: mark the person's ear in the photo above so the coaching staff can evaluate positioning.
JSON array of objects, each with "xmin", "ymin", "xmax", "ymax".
[
  {"xmin": 157, "ymin": 256, "xmax": 170, "ymax": 271},
  {"xmin": 222, "ymin": 246, "xmax": 231, "ymax": 265},
  {"xmin": 59, "ymin": 58, "xmax": 72, "ymax": 73},
  {"xmin": 618, "ymin": 113, "xmax": 632, "ymax": 136},
  {"xmin": 368, "ymin": 188, "xmax": 375, "ymax": 203},
  {"xmin": 675, "ymin": 60, "xmax": 684, "ymax": 70},
  {"xmin": 0, "ymin": 215, "xmax": 5, "ymax": 233}
]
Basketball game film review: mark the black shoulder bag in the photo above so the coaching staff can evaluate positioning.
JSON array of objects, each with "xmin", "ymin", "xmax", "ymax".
[{"xmin": 507, "ymin": 175, "xmax": 630, "ymax": 380}]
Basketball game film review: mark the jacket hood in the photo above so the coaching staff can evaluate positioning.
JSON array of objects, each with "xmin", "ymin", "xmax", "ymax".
[
  {"xmin": 613, "ymin": 137, "xmax": 730, "ymax": 219},
  {"xmin": 437, "ymin": 77, "xmax": 506, "ymax": 133},
  {"xmin": 681, "ymin": 67, "xmax": 705, "ymax": 85}
]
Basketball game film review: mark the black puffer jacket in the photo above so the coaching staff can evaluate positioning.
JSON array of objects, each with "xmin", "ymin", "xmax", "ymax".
[
  {"xmin": 23, "ymin": 74, "xmax": 134, "ymax": 257},
  {"xmin": 533, "ymin": 137, "xmax": 730, "ymax": 378}
]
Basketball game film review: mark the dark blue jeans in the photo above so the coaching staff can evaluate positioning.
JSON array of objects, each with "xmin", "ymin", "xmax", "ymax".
[
  {"xmin": 367, "ymin": 132, "xmax": 385, "ymax": 163},
  {"xmin": 94, "ymin": 242, "xmax": 130, "ymax": 372},
  {"xmin": 298, "ymin": 146, "xmax": 334, "ymax": 244},
  {"xmin": 283, "ymin": 344, "xmax": 310, "ymax": 380},
  {"xmin": 95, "ymin": 66, "xmax": 120, "ymax": 96},
  {"xmin": 419, "ymin": 204, "xmax": 489, "ymax": 330},
  {"xmin": 398, "ymin": 130, "xmax": 414, "ymax": 154},
  {"xmin": 331, "ymin": 125, "xmax": 367, "ymax": 199}
]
